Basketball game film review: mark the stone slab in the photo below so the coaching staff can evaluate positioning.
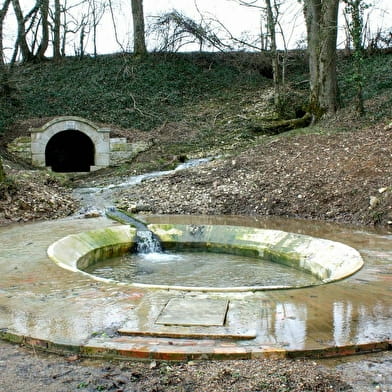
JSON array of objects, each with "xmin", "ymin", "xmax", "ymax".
[
  {"xmin": 156, "ymin": 298, "xmax": 229, "ymax": 326},
  {"xmin": 117, "ymin": 329, "xmax": 256, "ymax": 340},
  {"xmin": 118, "ymin": 294, "xmax": 259, "ymax": 339}
]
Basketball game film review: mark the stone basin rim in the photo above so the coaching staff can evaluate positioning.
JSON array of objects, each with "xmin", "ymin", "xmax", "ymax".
[{"xmin": 47, "ymin": 223, "xmax": 364, "ymax": 292}]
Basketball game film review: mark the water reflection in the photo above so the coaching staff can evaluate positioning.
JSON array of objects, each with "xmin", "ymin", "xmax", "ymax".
[
  {"xmin": 333, "ymin": 302, "xmax": 353, "ymax": 346},
  {"xmin": 274, "ymin": 303, "xmax": 308, "ymax": 349},
  {"xmin": 0, "ymin": 215, "xmax": 391, "ymax": 352}
]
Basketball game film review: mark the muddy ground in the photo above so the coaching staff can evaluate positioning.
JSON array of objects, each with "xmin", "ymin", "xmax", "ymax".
[
  {"xmin": 1, "ymin": 340, "xmax": 391, "ymax": 392},
  {"xmin": 1, "ymin": 120, "xmax": 392, "ymax": 391}
]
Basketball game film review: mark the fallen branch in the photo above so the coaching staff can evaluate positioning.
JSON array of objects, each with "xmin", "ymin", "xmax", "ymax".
[
  {"xmin": 129, "ymin": 93, "xmax": 159, "ymax": 119},
  {"xmin": 249, "ymin": 113, "xmax": 312, "ymax": 135}
]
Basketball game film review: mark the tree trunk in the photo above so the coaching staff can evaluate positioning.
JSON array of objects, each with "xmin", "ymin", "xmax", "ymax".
[
  {"xmin": 36, "ymin": 0, "xmax": 50, "ymax": 60},
  {"xmin": 79, "ymin": 23, "xmax": 86, "ymax": 59},
  {"xmin": 265, "ymin": 0, "xmax": 281, "ymax": 110},
  {"xmin": 53, "ymin": 0, "xmax": 61, "ymax": 60},
  {"xmin": 0, "ymin": 156, "xmax": 5, "ymax": 184},
  {"xmin": 11, "ymin": 0, "xmax": 34, "ymax": 62},
  {"xmin": 304, "ymin": 0, "xmax": 340, "ymax": 121},
  {"xmin": 92, "ymin": 3, "xmax": 98, "ymax": 57},
  {"xmin": 1, "ymin": 0, "xmax": 14, "ymax": 100},
  {"xmin": 61, "ymin": 8, "xmax": 68, "ymax": 57},
  {"xmin": 0, "ymin": 0, "xmax": 11, "ymax": 65},
  {"xmin": 131, "ymin": 0, "xmax": 147, "ymax": 55},
  {"xmin": 249, "ymin": 113, "xmax": 312, "ymax": 135},
  {"xmin": 344, "ymin": 0, "xmax": 364, "ymax": 115}
]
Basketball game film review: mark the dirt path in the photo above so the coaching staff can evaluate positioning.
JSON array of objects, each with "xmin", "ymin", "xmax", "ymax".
[{"xmin": 1, "ymin": 340, "xmax": 391, "ymax": 392}]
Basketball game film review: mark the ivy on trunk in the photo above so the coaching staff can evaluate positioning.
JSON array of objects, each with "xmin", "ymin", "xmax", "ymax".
[
  {"xmin": 303, "ymin": 0, "xmax": 340, "ymax": 122},
  {"xmin": 131, "ymin": 0, "xmax": 147, "ymax": 56}
]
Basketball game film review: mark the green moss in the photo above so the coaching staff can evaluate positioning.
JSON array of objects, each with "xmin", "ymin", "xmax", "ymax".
[
  {"xmin": 149, "ymin": 224, "xmax": 184, "ymax": 242},
  {"xmin": 7, "ymin": 136, "xmax": 31, "ymax": 153},
  {"xmin": 161, "ymin": 241, "xmax": 260, "ymax": 258},
  {"xmin": 78, "ymin": 243, "xmax": 132, "ymax": 269},
  {"xmin": 79, "ymin": 228, "xmax": 128, "ymax": 246},
  {"xmin": 0, "ymin": 329, "xmax": 24, "ymax": 344},
  {"xmin": 263, "ymin": 248, "xmax": 301, "ymax": 268}
]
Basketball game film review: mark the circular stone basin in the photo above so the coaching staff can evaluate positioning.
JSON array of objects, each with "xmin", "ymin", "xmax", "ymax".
[{"xmin": 47, "ymin": 224, "xmax": 364, "ymax": 292}]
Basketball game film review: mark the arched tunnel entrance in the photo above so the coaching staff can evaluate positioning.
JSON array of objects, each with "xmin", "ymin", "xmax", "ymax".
[{"xmin": 45, "ymin": 130, "xmax": 95, "ymax": 172}]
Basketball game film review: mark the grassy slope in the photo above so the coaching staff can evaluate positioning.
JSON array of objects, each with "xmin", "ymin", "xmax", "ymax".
[
  {"xmin": 1, "ymin": 53, "xmax": 270, "ymax": 131},
  {"xmin": 1, "ymin": 51, "xmax": 391, "ymax": 165}
]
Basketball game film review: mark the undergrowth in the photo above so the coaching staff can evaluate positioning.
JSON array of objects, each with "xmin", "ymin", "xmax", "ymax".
[
  {"xmin": 338, "ymin": 50, "xmax": 392, "ymax": 118},
  {"xmin": 1, "ymin": 52, "xmax": 271, "ymax": 135},
  {"xmin": 0, "ymin": 50, "xmax": 391, "ymax": 149}
]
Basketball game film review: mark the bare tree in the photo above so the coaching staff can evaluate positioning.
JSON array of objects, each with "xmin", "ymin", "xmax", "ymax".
[
  {"xmin": 58, "ymin": 0, "xmax": 102, "ymax": 59},
  {"xmin": 343, "ymin": 0, "xmax": 368, "ymax": 115},
  {"xmin": 78, "ymin": 17, "xmax": 87, "ymax": 57},
  {"xmin": 52, "ymin": 0, "xmax": 61, "ymax": 60},
  {"xmin": 12, "ymin": 0, "xmax": 36, "ymax": 62},
  {"xmin": 131, "ymin": 0, "xmax": 146, "ymax": 55},
  {"xmin": 60, "ymin": 0, "xmax": 77, "ymax": 57},
  {"xmin": 9, "ymin": 0, "xmax": 106, "ymax": 62},
  {"xmin": 0, "ymin": 0, "xmax": 11, "ymax": 65},
  {"xmin": 11, "ymin": 0, "xmax": 53, "ymax": 62},
  {"xmin": 0, "ymin": 0, "xmax": 14, "ymax": 105},
  {"xmin": 303, "ymin": 0, "xmax": 340, "ymax": 121},
  {"xmin": 231, "ymin": 0, "xmax": 286, "ymax": 110},
  {"xmin": 265, "ymin": 0, "xmax": 281, "ymax": 109},
  {"xmin": 88, "ymin": 0, "xmax": 107, "ymax": 57},
  {"xmin": 0, "ymin": 0, "xmax": 13, "ymax": 185},
  {"xmin": 108, "ymin": 0, "xmax": 126, "ymax": 52},
  {"xmin": 36, "ymin": 0, "xmax": 50, "ymax": 60}
]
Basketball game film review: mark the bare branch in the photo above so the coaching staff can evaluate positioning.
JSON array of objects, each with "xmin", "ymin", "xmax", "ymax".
[
  {"xmin": 108, "ymin": 0, "xmax": 126, "ymax": 52},
  {"xmin": 148, "ymin": 10, "xmax": 232, "ymax": 52},
  {"xmin": 208, "ymin": 16, "xmax": 262, "ymax": 51}
]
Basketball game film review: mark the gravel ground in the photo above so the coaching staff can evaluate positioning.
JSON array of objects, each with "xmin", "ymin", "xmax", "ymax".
[
  {"xmin": 0, "ymin": 341, "xmax": 362, "ymax": 392},
  {"xmin": 117, "ymin": 123, "xmax": 392, "ymax": 227},
  {"xmin": 0, "ymin": 167, "xmax": 76, "ymax": 225},
  {"xmin": 1, "ymin": 341, "xmax": 391, "ymax": 391}
]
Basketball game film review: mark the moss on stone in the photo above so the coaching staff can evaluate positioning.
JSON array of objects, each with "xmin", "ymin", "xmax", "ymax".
[
  {"xmin": 263, "ymin": 248, "xmax": 301, "ymax": 268},
  {"xmin": 48, "ymin": 223, "xmax": 363, "ymax": 290}
]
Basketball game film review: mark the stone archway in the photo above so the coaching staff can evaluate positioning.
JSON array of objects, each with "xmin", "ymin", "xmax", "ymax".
[
  {"xmin": 31, "ymin": 116, "xmax": 110, "ymax": 172},
  {"xmin": 45, "ymin": 130, "xmax": 95, "ymax": 172}
]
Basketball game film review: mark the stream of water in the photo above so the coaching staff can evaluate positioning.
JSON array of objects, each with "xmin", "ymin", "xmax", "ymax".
[{"xmin": 73, "ymin": 157, "xmax": 213, "ymax": 211}]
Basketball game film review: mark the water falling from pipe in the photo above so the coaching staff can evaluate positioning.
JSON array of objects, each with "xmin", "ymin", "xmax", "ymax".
[
  {"xmin": 136, "ymin": 231, "xmax": 162, "ymax": 254},
  {"xmin": 105, "ymin": 207, "xmax": 163, "ymax": 254}
]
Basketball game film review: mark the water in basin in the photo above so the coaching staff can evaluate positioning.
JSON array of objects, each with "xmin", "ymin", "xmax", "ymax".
[{"xmin": 84, "ymin": 250, "xmax": 322, "ymax": 288}]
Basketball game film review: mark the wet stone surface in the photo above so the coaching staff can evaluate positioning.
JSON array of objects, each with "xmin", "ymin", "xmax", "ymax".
[
  {"xmin": 155, "ymin": 298, "xmax": 229, "ymax": 326},
  {"xmin": 0, "ymin": 215, "xmax": 391, "ymax": 361}
]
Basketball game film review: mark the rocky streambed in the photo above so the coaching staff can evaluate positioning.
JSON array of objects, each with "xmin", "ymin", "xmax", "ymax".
[{"xmin": 115, "ymin": 123, "xmax": 392, "ymax": 227}]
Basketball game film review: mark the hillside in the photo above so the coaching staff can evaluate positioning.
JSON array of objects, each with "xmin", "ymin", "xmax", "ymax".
[{"xmin": 1, "ymin": 51, "xmax": 392, "ymax": 226}]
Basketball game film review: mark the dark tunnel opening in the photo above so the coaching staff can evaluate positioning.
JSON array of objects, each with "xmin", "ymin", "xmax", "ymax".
[{"xmin": 45, "ymin": 130, "xmax": 95, "ymax": 172}]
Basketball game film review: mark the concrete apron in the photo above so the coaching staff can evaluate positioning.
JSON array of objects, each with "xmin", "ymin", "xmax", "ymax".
[{"xmin": 0, "ymin": 217, "xmax": 391, "ymax": 361}]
